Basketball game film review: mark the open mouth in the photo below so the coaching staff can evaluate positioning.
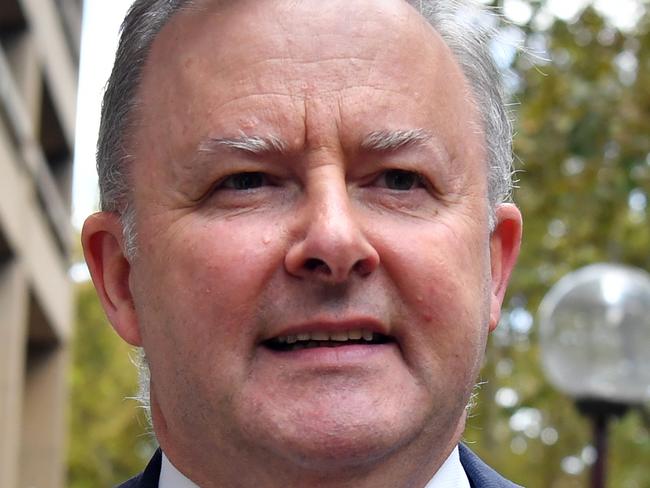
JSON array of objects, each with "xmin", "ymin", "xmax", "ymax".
[{"xmin": 264, "ymin": 329, "xmax": 392, "ymax": 352}]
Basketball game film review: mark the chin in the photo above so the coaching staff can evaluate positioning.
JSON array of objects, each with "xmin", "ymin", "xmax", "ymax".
[
  {"xmin": 266, "ymin": 422, "xmax": 414, "ymax": 472},
  {"xmin": 234, "ymin": 389, "xmax": 454, "ymax": 474}
]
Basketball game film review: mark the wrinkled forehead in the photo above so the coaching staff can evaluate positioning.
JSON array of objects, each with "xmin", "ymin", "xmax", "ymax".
[
  {"xmin": 131, "ymin": 0, "xmax": 484, "ymax": 176},
  {"xmin": 144, "ymin": 0, "xmax": 458, "ymax": 86},
  {"xmin": 139, "ymin": 0, "xmax": 476, "ymax": 117},
  {"xmin": 164, "ymin": 0, "xmax": 431, "ymax": 37}
]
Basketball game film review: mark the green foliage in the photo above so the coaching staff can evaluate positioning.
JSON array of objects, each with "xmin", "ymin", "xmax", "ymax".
[
  {"xmin": 67, "ymin": 283, "xmax": 156, "ymax": 488},
  {"xmin": 465, "ymin": 3, "xmax": 650, "ymax": 487}
]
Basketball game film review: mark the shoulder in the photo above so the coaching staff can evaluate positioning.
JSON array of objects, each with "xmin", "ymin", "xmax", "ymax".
[
  {"xmin": 459, "ymin": 443, "xmax": 524, "ymax": 488},
  {"xmin": 115, "ymin": 449, "xmax": 162, "ymax": 488}
]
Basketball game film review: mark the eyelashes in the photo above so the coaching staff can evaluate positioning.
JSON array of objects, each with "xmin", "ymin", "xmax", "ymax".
[
  {"xmin": 214, "ymin": 169, "xmax": 427, "ymax": 192},
  {"xmin": 218, "ymin": 172, "xmax": 270, "ymax": 190},
  {"xmin": 373, "ymin": 169, "xmax": 427, "ymax": 191}
]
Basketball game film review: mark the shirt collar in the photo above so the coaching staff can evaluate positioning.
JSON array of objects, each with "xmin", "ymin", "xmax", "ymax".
[
  {"xmin": 160, "ymin": 452, "xmax": 200, "ymax": 488},
  {"xmin": 160, "ymin": 445, "xmax": 469, "ymax": 488},
  {"xmin": 423, "ymin": 446, "xmax": 471, "ymax": 488}
]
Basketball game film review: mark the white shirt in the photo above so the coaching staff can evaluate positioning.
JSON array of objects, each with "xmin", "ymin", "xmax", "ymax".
[
  {"xmin": 423, "ymin": 446, "xmax": 471, "ymax": 488},
  {"xmin": 160, "ymin": 446, "xmax": 470, "ymax": 488},
  {"xmin": 160, "ymin": 452, "xmax": 200, "ymax": 488}
]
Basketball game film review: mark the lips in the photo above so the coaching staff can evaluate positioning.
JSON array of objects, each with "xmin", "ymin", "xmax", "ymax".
[
  {"xmin": 265, "ymin": 329, "xmax": 391, "ymax": 351},
  {"xmin": 262, "ymin": 322, "xmax": 393, "ymax": 352}
]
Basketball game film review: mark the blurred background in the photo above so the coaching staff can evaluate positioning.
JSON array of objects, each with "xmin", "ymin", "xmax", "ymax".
[{"xmin": 0, "ymin": 0, "xmax": 649, "ymax": 487}]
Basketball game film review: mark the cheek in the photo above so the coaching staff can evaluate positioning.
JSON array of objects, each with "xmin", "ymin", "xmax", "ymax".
[
  {"xmin": 378, "ymin": 218, "xmax": 490, "ymax": 307},
  {"xmin": 134, "ymin": 217, "xmax": 286, "ymax": 340},
  {"xmin": 374, "ymin": 219, "xmax": 491, "ymax": 359}
]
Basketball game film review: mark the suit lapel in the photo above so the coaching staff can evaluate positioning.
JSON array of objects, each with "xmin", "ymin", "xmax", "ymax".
[
  {"xmin": 116, "ymin": 448, "xmax": 162, "ymax": 488},
  {"xmin": 458, "ymin": 443, "xmax": 523, "ymax": 488}
]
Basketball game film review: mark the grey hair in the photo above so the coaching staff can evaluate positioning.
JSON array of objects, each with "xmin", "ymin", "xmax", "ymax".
[
  {"xmin": 96, "ymin": 0, "xmax": 197, "ymax": 256},
  {"xmin": 414, "ymin": 0, "xmax": 514, "ymax": 220},
  {"xmin": 409, "ymin": 0, "xmax": 513, "ymax": 214},
  {"xmin": 97, "ymin": 0, "xmax": 514, "ymax": 407}
]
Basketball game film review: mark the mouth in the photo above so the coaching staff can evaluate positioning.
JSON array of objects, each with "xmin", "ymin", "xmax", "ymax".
[{"xmin": 263, "ymin": 328, "xmax": 393, "ymax": 352}]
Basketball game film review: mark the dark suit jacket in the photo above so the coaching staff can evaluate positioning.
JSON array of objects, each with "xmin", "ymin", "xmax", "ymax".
[
  {"xmin": 118, "ymin": 444, "xmax": 522, "ymax": 487},
  {"xmin": 458, "ymin": 443, "xmax": 522, "ymax": 487}
]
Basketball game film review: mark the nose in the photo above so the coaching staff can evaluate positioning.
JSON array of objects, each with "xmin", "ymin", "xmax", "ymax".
[{"xmin": 284, "ymin": 181, "xmax": 380, "ymax": 283}]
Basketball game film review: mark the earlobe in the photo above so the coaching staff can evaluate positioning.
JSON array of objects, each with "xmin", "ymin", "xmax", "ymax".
[
  {"xmin": 488, "ymin": 204, "xmax": 522, "ymax": 332},
  {"xmin": 81, "ymin": 212, "xmax": 142, "ymax": 346}
]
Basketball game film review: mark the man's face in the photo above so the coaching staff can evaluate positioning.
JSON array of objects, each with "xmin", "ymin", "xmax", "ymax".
[{"xmin": 89, "ymin": 0, "xmax": 520, "ymax": 482}]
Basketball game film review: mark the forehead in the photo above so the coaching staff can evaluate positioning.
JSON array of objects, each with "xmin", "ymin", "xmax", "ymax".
[
  {"xmin": 134, "ymin": 0, "xmax": 484, "ymax": 170},
  {"xmin": 155, "ymin": 0, "xmax": 439, "ymax": 66}
]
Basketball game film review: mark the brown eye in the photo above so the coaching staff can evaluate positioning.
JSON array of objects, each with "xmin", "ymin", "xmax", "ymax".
[
  {"xmin": 221, "ymin": 172, "xmax": 267, "ymax": 190},
  {"xmin": 381, "ymin": 170, "xmax": 421, "ymax": 190}
]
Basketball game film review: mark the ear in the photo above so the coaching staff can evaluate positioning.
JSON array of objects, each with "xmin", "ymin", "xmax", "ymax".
[
  {"xmin": 488, "ymin": 204, "xmax": 522, "ymax": 332},
  {"xmin": 81, "ymin": 212, "xmax": 142, "ymax": 346}
]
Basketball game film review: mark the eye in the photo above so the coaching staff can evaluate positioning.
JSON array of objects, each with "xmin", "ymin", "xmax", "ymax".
[
  {"xmin": 377, "ymin": 169, "xmax": 424, "ymax": 190},
  {"xmin": 220, "ymin": 172, "xmax": 268, "ymax": 190}
]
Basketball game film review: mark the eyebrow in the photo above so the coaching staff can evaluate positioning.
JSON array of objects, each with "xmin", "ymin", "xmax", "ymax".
[
  {"xmin": 197, "ymin": 134, "xmax": 288, "ymax": 156},
  {"xmin": 194, "ymin": 128, "xmax": 432, "ymax": 159},
  {"xmin": 360, "ymin": 129, "xmax": 431, "ymax": 152}
]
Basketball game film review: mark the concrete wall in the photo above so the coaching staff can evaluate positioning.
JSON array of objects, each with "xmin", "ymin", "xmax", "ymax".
[{"xmin": 0, "ymin": 0, "xmax": 81, "ymax": 486}]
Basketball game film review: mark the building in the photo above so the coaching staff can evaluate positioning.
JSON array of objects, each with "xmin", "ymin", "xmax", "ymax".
[{"xmin": 0, "ymin": 0, "xmax": 81, "ymax": 486}]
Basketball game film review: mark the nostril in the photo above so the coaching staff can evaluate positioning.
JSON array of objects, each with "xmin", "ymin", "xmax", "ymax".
[
  {"xmin": 353, "ymin": 256, "xmax": 379, "ymax": 276},
  {"xmin": 305, "ymin": 258, "xmax": 329, "ymax": 273}
]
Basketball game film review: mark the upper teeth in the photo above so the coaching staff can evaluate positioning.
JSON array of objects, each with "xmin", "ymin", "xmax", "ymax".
[{"xmin": 275, "ymin": 328, "xmax": 375, "ymax": 344}]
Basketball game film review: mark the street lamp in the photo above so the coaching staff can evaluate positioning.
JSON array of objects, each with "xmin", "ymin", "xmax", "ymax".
[{"xmin": 538, "ymin": 263, "xmax": 650, "ymax": 488}]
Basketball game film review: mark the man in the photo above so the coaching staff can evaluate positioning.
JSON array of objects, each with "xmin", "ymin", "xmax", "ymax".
[{"xmin": 82, "ymin": 0, "xmax": 523, "ymax": 486}]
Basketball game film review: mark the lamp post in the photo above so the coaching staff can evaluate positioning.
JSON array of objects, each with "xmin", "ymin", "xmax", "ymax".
[{"xmin": 538, "ymin": 263, "xmax": 650, "ymax": 488}]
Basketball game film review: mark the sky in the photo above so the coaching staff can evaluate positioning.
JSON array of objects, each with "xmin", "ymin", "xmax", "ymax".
[
  {"xmin": 71, "ymin": 0, "xmax": 644, "ymax": 229},
  {"xmin": 72, "ymin": 0, "xmax": 133, "ymax": 228}
]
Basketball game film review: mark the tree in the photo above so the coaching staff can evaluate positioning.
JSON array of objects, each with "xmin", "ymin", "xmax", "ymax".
[
  {"xmin": 67, "ymin": 283, "xmax": 156, "ymax": 488},
  {"xmin": 465, "ymin": 3, "xmax": 650, "ymax": 487}
]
